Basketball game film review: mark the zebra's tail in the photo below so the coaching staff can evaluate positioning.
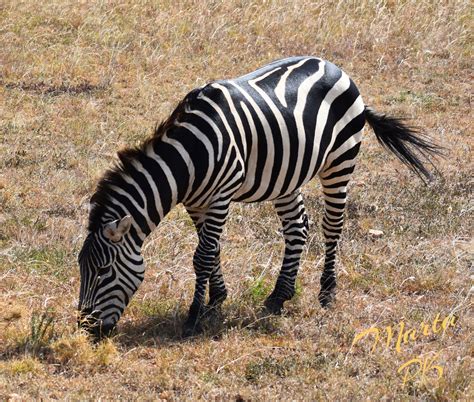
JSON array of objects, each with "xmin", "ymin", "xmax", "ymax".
[{"xmin": 364, "ymin": 106, "xmax": 443, "ymax": 181}]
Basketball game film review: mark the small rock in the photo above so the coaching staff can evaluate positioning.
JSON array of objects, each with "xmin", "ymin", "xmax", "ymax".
[{"xmin": 368, "ymin": 229, "xmax": 384, "ymax": 238}]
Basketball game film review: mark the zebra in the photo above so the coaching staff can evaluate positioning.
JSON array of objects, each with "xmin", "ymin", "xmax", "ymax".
[{"xmin": 78, "ymin": 56, "xmax": 440, "ymax": 339}]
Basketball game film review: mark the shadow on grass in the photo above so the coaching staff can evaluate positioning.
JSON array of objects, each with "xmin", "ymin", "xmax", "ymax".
[
  {"xmin": 115, "ymin": 302, "xmax": 287, "ymax": 349},
  {"xmin": 3, "ymin": 79, "xmax": 109, "ymax": 96}
]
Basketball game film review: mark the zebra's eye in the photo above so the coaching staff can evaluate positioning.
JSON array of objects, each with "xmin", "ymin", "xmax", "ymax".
[{"xmin": 97, "ymin": 265, "xmax": 111, "ymax": 274}]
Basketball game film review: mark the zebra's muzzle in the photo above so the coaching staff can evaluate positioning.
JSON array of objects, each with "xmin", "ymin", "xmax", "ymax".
[{"xmin": 78, "ymin": 308, "xmax": 113, "ymax": 341}]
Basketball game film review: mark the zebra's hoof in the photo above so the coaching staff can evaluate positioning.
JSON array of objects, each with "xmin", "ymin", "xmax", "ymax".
[
  {"xmin": 318, "ymin": 291, "xmax": 335, "ymax": 308},
  {"xmin": 182, "ymin": 321, "xmax": 203, "ymax": 338},
  {"xmin": 203, "ymin": 304, "xmax": 222, "ymax": 319},
  {"xmin": 264, "ymin": 297, "xmax": 284, "ymax": 315}
]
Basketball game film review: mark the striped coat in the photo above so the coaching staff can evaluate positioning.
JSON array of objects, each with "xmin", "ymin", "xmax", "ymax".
[{"xmin": 78, "ymin": 57, "xmax": 439, "ymax": 339}]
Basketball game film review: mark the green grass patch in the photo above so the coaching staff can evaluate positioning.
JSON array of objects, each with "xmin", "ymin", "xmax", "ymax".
[
  {"xmin": 245, "ymin": 277, "xmax": 272, "ymax": 305},
  {"xmin": 12, "ymin": 247, "xmax": 71, "ymax": 280},
  {"xmin": 386, "ymin": 90, "xmax": 443, "ymax": 110}
]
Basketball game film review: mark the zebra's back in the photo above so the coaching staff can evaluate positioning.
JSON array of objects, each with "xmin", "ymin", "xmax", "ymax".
[{"xmin": 177, "ymin": 56, "xmax": 366, "ymax": 204}]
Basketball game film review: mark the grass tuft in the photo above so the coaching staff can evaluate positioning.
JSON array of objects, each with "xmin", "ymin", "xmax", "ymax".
[
  {"xmin": 0, "ymin": 357, "xmax": 43, "ymax": 376},
  {"xmin": 51, "ymin": 332, "xmax": 118, "ymax": 368},
  {"xmin": 25, "ymin": 310, "xmax": 55, "ymax": 355}
]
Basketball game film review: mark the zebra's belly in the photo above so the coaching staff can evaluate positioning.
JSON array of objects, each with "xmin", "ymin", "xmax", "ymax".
[{"xmin": 232, "ymin": 179, "xmax": 314, "ymax": 203}]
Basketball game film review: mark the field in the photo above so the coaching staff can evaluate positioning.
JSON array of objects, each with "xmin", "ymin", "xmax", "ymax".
[{"xmin": 0, "ymin": 0, "xmax": 472, "ymax": 399}]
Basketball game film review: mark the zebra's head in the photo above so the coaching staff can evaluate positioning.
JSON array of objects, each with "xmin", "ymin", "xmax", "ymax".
[{"xmin": 78, "ymin": 215, "xmax": 145, "ymax": 340}]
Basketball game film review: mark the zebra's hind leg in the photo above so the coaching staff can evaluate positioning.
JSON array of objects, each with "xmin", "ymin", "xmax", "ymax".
[
  {"xmin": 318, "ymin": 168, "xmax": 353, "ymax": 308},
  {"xmin": 264, "ymin": 191, "xmax": 309, "ymax": 314},
  {"xmin": 183, "ymin": 203, "xmax": 229, "ymax": 337},
  {"xmin": 208, "ymin": 251, "xmax": 228, "ymax": 310}
]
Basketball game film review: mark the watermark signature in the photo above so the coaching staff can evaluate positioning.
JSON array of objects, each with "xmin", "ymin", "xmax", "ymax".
[{"xmin": 351, "ymin": 313, "xmax": 457, "ymax": 386}]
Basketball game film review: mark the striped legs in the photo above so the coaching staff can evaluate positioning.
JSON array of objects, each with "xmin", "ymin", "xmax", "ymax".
[
  {"xmin": 265, "ymin": 191, "xmax": 309, "ymax": 314},
  {"xmin": 318, "ymin": 167, "xmax": 353, "ymax": 307},
  {"xmin": 184, "ymin": 203, "xmax": 229, "ymax": 336},
  {"xmin": 208, "ymin": 249, "xmax": 228, "ymax": 308}
]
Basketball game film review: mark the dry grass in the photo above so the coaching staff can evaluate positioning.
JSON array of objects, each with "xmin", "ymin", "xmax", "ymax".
[{"xmin": 1, "ymin": 0, "xmax": 472, "ymax": 399}]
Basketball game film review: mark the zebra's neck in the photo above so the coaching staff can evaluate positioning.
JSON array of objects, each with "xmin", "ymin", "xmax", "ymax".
[{"xmin": 90, "ymin": 131, "xmax": 192, "ymax": 247}]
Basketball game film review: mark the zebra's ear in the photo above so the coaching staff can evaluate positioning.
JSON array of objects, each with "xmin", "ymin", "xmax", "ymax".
[{"xmin": 103, "ymin": 215, "xmax": 132, "ymax": 242}]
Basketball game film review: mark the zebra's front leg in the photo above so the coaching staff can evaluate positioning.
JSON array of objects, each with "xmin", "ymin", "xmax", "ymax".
[
  {"xmin": 265, "ymin": 191, "xmax": 309, "ymax": 314},
  {"xmin": 183, "ymin": 241, "xmax": 217, "ymax": 337},
  {"xmin": 185, "ymin": 207, "xmax": 228, "ymax": 313},
  {"xmin": 183, "ymin": 204, "xmax": 229, "ymax": 337}
]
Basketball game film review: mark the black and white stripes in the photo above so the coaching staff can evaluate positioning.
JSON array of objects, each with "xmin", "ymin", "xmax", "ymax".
[{"xmin": 78, "ymin": 56, "xmax": 439, "ymax": 339}]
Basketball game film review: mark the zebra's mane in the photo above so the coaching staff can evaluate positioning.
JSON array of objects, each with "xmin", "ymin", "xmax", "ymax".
[
  {"xmin": 152, "ymin": 86, "xmax": 203, "ymax": 138},
  {"xmin": 87, "ymin": 87, "xmax": 202, "ymax": 232}
]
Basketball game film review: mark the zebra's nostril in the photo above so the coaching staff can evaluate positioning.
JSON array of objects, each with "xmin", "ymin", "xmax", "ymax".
[{"xmin": 101, "ymin": 323, "xmax": 115, "ymax": 337}]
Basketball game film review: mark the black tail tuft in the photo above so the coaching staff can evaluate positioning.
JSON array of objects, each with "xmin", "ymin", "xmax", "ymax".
[{"xmin": 365, "ymin": 107, "xmax": 443, "ymax": 181}]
